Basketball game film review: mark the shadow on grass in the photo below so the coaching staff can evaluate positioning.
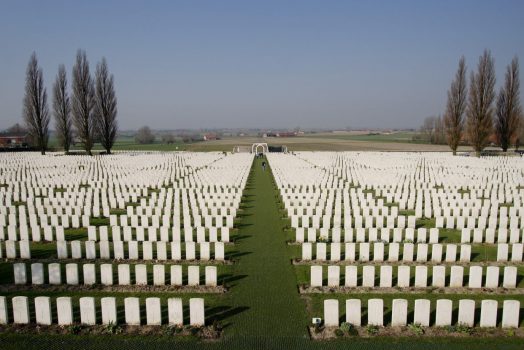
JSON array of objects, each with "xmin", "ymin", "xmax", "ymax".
[
  {"xmin": 206, "ymin": 305, "xmax": 250, "ymax": 329},
  {"xmin": 226, "ymin": 251, "xmax": 252, "ymax": 260},
  {"xmin": 219, "ymin": 273, "xmax": 248, "ymax": 288}
]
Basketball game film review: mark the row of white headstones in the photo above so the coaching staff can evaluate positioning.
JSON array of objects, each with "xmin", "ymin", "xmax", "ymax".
[
  {"xmin": 1, "ymin": 295, "xmax": 205, "ymax": 326},
  {"xmin": 323, "ymin": 299, "xmax": 519, "ymax": 328},
  {"xmin": 267, "ymin": 152, "xmax": 523, "ymax": 329},
  {"xmin": 0, "ymin": 152, "xmax": 254, "ymax": 327}
]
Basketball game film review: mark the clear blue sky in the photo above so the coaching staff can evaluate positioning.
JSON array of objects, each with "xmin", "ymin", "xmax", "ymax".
[{"xmin": 1, "ymin": 0, "xmax": 523, "ymax": 130}]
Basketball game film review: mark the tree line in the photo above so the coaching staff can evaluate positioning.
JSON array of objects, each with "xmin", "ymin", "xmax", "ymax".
[
  {"xmin": 421, "ymin": 50, "xmax": 521, "ymax": 156},
  {"xmin": 23, "ymin": 50, "xmax": 118, "ymax": 155}
]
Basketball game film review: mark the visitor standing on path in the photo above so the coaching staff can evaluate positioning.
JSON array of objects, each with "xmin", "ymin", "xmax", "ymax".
[{"xmin": 262, "ymin": 161, "xmax": 266, "ymax": 171}]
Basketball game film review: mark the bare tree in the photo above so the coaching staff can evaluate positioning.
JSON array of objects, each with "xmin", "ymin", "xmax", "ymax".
[
  {"xmin": 495, "ymin": 57, "xmax": 521, "ymax": 152},
  {"xmin": 135, "ymin": 126, "xmax": 155, "ymax": 144},
  {"xmin": 161, "ymin": 133, "xmax": 176, "ymax": 144},
  {"xmin": 515, "ymin": 114, "xmax": 524, "ymax": 151},
  {"xmin": 53, "ymin": 64, "xmax": 73, "ymax": 153},
  {"xmin": 467, "ymin": 50, "xmax": 496, "ymax": 157},
  {"xmin": 94, "ymin": 58, "xmax": 118, "ymax": 154},
  {"xmin": 420, "ymin": 116, "xmax": 436, "ymax": 143},
  {"xmin": 444, "ymin": 56, "xmax": 467, "ymax": 155},
  {"xmin": 72, "ymin": 50, "xmax": 95, "ymax": 155},
  {"xmin": 23, "ymin": 52, "xmax": 50, "ymax": 155},
  {"xmin": 434, "ymin": 115, "xmax": 446, "ymax": 144}
]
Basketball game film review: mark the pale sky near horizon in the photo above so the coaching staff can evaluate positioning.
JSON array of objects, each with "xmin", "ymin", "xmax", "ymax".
[{"xmin": 1, "ymin": 0, "xmax": 523, "ymax": 130}]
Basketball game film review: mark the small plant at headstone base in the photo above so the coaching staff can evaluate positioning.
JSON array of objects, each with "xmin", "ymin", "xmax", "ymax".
[
  {"xmin": 365, "ymin": 325, "xmax": 379, "ymax": 335},
  {"xmin": 505, "ymin": 329, "xmax": 516, "ymax": 337},
  {"xmin": 334, "ymin": 328, "xmax": 344, "ymax": 337},
  {"xmin": 103, "ymin": 321, "xmax": 122, "ymax": 334},
  {"xmin": 162, "ymin": 324, "xmax": 178, "ymax": 336},
  {"xmin": 408, "ymin": 323, "xmax": 425, "ymax": 335},
  {"xmin": 454, "ymin": 323, "xmax": 475, "ymax": 335},
  {"xmin": 340, "ymin": 322, "xmax": 357, "ymax": 335},
  {"xmin": 67, "ymin": 324, "xmax": 82, "ymax": 335}
]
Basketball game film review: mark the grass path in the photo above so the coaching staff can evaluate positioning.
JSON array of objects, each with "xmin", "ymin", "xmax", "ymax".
[{"xmin": 222, "ymin": 156, "xmax": 308, "ymax": 344}]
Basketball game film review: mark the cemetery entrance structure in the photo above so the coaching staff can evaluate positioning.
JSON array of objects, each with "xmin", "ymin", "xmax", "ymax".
[{"xmin": 251, "ymin": 143, "xmax": 269, "ymax": 154}]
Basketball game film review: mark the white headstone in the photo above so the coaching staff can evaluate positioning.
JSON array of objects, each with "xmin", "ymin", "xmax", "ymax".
[
  {"xmin": 205, "ymin": 266, "xmax": 217, "ymax": 287},
  {"xmin": 445, "ymin": 244, "xmax": 457, "ymax": 262},
  {"xmin": 431, "ymin": 244, "xmax": 443, "ymax": 262},
  {"xmin": 501, "ymin": 300, "xmax": 520, "ymax": 328},
  {"xmin": 432, "ymin": 266, "xmax": 446, "ymax": 288},
  {"xmin": 101, "ymin": 297, "xmax": 117, "ymax": 325},
  {"xmin": 367, "ymin": 298, "xmax": 383, "ymax": 326},
  {"xmin": 80, "ymin": 297, "xmax": 96, "ymax": 325},
  {"xmin": 362, "ymin": 265, "xmax": 375, "ymax": 287},
  {"xmin": 31, "ymin": 263, "xmax": 44, "ymax": 285},
  {"xmin": 458, "ymin": 299, "xmax": 475, "ymax": 327},
  {"xmin": 12, "ymin": 296, "xmax": 30, "ymax": 324},
  {"xmin": 391, "ymin": 298, "xmax": 408, "ymax": 326},
  {"xmin": 324, "ymin": 299, "xmax": 339, "ymax": 327},
  {"xmin": 414, "ymin": 266, "xmax": 427, "ymax": 288},
  {"xmin": 146, "ymin": 297, "xmax": 162, "ymax": 325},
  {"xmin": 403, "ymin": 243, "xmax": 414, "ymax": 262},
  {"xmin": 101, "ymin": 264, "xmax": 113, "ymax": 285},
  {"xmin": 185, "ymin": 242, "xmax": 196, "ymax": 260},
  {"xmin": 503, "ymin": 266, "xmax": 517, "ymax": 288},
  {"xmin": 480, "ymin": 300, "xmax": 497, "ymax": 327},
  {"xmin": 345, "ymin": 266, "xmax": 357, "ymax": 287},
  {"xmin": 168, "ymin": 298, "xmax": 183, "ymax": 325},
  {"xmin": 413, "ymin": 299, "xmax": 430, "ymax": 326},
  {"xmin": 66, "ymin": 263, "xmax": 79, "ymax": 285},
  {"xmin": 13, "ymin": 263, "xmax": 27, "ymax": 285},
  {"xmin": 485, "ymin": 266, "xmax": 499, "ymax": 288},
  {"xmin": 359, "ymin": 243, "xmax": 370, "ymax": 261},
  {"xmin": 379, "ymin": 265, "xmax": 392, "ymax": 288},
  {"xmin": 388, "ymin": 243, "xmax": 399, "ymax": 262},
  {"xmin": 48, "ymin": 263, "xmax": 62, "ymax": 285},
  {"xmin": 345, "ymin": 299, "xmax": 361, "ymax": 326},
  {"xmin": 118, "ymin": 264, "xmax": 131, "ymax": 285},
  {"xmin": 468, "ymin": 266, "xmax": 482, "ymax": 289},
  {"xmin": 170, "ymin": 265, "xmax": 183, "ymax": 286},
  {"xmin": 135, "ymin": 264, "xmax": 148, "ymax": 285},
  {"xmin": 35, "ymin": 296, "xmax": 52, "ymax": 325},
  {"xmin": 188, "ymin": 265, "xmax": 200, "ymax": 286},
  {"xmin": 397, "ymin": 265, "xmax": 411, "ymax": 288},
  {"xmin": 450, "ymin": 266, "xmax": 464, "ymax": 288},
  {"xmin": 215, "ymin": 242, "xmax": 225, "ymax": 261},
  {"xmin": 142, "ymin": 241, "xmax": 153, "ymax": 260},
  {"xmin": 0, "ymin": 296, "xmax": 7, "ymax": 324},
  {"xmin": 153, "ymin": 265, "xmax": 165, "ymax": 286},
  {"xmin": 57, "ymin": 297, "xmax": 73, "ymax": 325},
  {"xmin": 435, "ymin": 299, "xmax": 452, "ymax": 326},
  {"xmin": 125, "ymin": 297, "xmax": 141, "ymax": 325},
  {"xmin": 189, "ymin": 298, "xmax": 205, "ymax": 326}
]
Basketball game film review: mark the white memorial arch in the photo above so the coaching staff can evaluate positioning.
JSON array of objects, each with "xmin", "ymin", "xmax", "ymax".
[{"xmin": 251, "ymin": 143, "xmax": 268, "ymax": 154}]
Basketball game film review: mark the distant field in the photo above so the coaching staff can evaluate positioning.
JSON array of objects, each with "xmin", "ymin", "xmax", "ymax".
[
  {"xmin": 185, "ymin": 134, "xmax": 469, "ymax": 152},
  {"xmin": 45, "ymin": 132, "xmax": 473, "ymax": 153}
]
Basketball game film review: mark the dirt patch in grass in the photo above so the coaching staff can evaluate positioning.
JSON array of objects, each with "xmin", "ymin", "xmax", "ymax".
[
  {"xmin": 292, "ymin": 259, "xmax": 521, "ymax": 267},
  {"xmin": 7, "ymin": 257, "xmax": 234, "ymax": 265},
  {"xmin": 309, "ymin": 325, "xmax": 524, "ymax": 340},
  {"xmin": 0, "ymin": 323, "xmax": 221, "ymax": 339},
  {"xmin": 300, "ymin": 285, "xmax": 524, "ymax": 295},
  {"xmin": 0, "ymin": 284, "xmax": 226, "ymax": 294}
]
